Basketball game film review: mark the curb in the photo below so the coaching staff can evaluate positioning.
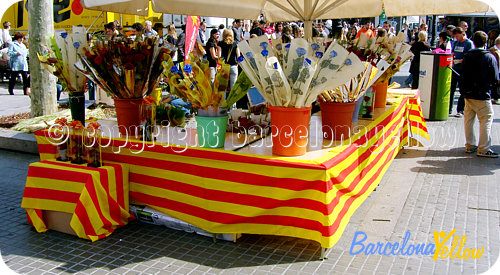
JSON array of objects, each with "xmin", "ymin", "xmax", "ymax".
[{"xmin": 0, "ymin": 129, "xmax": 38, "ymax": 154}]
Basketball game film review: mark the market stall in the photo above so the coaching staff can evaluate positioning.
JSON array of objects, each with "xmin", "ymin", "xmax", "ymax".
[{"xmin": 32, "ymin": 88, "xmax": 429, "ymax": 249}]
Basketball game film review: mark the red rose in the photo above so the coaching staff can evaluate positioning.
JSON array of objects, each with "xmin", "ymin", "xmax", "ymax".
[
  {"xmin": 94, "ymin": 55, "xmax": 103, "ymax": 65},
  {"xmin": 47, "ymin": 57, "xmax": 58, "ymax": 64},
  {"xmin": 135, "ymin": 54, "xmax": 145, "ymax": 61},
  {"xmin": 124, "ymin": 62, "xmax": 134, "ymax": 70},
  {"xmin": 84, "ymin": 51, "xmax": 93, "ymax": 59},
  {"xmin": 122, "ymin": 47, "xmax": 132, "ymax": 54}
]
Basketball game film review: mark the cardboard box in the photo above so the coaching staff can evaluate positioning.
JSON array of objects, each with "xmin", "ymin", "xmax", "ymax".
[
  {"xmin": 42, "ymin": 210, "xmax": 77, "ymax": 236},
  {"xmin": 130, "ymin": 205, "xmax": 241, "ymax": 242}
]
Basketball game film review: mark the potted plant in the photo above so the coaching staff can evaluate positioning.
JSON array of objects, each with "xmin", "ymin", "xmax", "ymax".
[
  {"xmin": 38, "ymin": 26, "xmax": 88, "ymax": 125},
  {"xmin": 75, "ymin": 35, "xmax": 176, "ymax": 136}
]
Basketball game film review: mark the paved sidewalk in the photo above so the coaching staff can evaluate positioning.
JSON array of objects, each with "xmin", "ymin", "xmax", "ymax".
[{"xmin": 0, "ymin": 66, "xmax": 499, "ymax": 274}]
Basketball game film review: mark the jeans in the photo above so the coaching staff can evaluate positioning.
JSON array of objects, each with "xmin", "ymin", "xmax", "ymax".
[
  {"xmin": 87, "ymin": 79, "xmax": 95, "ymax": 100},
  {"xmin": 210, "ymin": 67, "xmax": 216, "ymax": 84},
  {"xmin": 8, "ymin": 70, "xmax": 29, "ymax": 95},
  {"xmin": 170, "ymin": 98, "xmax": 192, "ymax": 116},
  {"xmin": 404, "ymin": 74, "xmax": 413, "ymax": 86},
  {"xmin": 464, "ymin": 99, "xmax": 494, "ymax": 154},
  {"xmin": 56, "ymin": 84, "xmax": 62, "ymax": 101},
  {"xmin": 229, "ymin": 65, "xmax": 238, "ymax": 92},
  {"xmin": 449, "ymin": 65, "xmax": 465, "ymax": 114}
]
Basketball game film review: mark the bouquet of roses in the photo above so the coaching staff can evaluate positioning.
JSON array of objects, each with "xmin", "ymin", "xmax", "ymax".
[
  {"xmin": 237, "ymin": 36, "xmax": 366, "ymax": 108},
  {"xmin": 38, "ymin": 26, "xmax": 88, "ymax": 94},
  {"xmin": 75, "ymin": 35, "xmax": 176, "ymax": 99},
  {"xmin": 162, "ymin": 53, "xmax": 253, "ymax": 117},
  {"xmin": 345, "ymin": 32, "xmax": 413, "ymax": 87}
]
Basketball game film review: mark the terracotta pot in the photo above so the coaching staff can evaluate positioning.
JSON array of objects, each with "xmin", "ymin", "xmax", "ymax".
[
  {"xmin": 320, "ymin": 101, "xmax": 357, "ymax": 140},
  {"xmin": 269, "ymin": 105, "xmax": 311, "ymax": 157},
  {"xmin": 373, "ymin": 81, "xmax": 389, "ymax": 108},
  {"xmin": 113, "ymin": 98, "xmax": 143, "ymax": 136}
]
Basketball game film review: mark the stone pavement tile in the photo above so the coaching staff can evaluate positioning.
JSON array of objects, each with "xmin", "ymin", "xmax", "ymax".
[{"xmin": 2, "ymin": 103, "xmax": 500, "ymax": 274}]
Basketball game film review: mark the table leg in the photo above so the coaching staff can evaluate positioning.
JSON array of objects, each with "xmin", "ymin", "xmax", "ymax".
[{"xmin": 320, "ymin": 247, "xmax": 328, "ymax": 260}]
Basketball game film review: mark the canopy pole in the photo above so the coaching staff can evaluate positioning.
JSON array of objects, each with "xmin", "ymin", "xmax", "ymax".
[
  {"xmin": 304, "ymin": 0, "xmax": 312, "ymax": 41},
  {"xmin": 304, "ymin": 20, "xmax": 312, "ymax": 41}
]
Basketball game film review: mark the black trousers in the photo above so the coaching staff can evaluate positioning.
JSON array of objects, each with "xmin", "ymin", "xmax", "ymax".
[
  {"xmin": 449, "ymin": 65, "xmax": 465, "ymax": 114},
  {"xmin": 8, "ymin": 70, "xmax": 29, "ymax": 95}
]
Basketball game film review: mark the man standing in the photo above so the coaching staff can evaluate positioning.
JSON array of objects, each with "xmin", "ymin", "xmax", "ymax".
[
  {"xmin": 460, "ymin": 21, "xmax": 470, "ymax": 38},
  {"xmin": 144, "ymin": 20, "xmax": 158, "ymax": 38},
  {"xmin": 382, "ymin": 21, "xmax": 394, "ymax": 37},
  {"xmin": 176, "ymin": 25, "xmax": 187, "ymax": 62},
  {"xmin": 450, "ymin": 27, "xmax": 474, "ymax": 117},
  {"xmin": 488, "ymin": 36, "xmax": 500, "ymax": 104},
  {"xmin": 2, "ymin": 21, "xmax": 12, "ymax": 48},
  {"xmin": 232, "ymin": 19, "xmax": 243, "ymax": 43},
  {"xmin": 355, "ymin": 20, "xmax": 373, "ymax": 39},
  {"xmin": 400, "ymin": 23, "xmax": 412, "ymax": 43},
  {"xmin": 460, "ymin": 31, "xmax": 498, "ymax": 158},
  {"xmin": 197, "ymin": 21, "xmax": 207, "ymax": 46}
]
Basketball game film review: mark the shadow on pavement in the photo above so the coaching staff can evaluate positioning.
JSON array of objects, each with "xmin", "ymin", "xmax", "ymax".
[
  {"xmin": 0, "ymin": 150, "xmax": 321, "ymax": 274},
  {"xmin": 408, "ymin": 146, "xmax": 500, "ymax": 176}
]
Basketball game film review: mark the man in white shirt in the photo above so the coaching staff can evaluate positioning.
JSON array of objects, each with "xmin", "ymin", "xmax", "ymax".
[
  {"xmin": 197, "ymin": 21, "xmax": 207, "ymax": 46},
  {"xmin": 2, "ymin": 21, "xmax": 12, "ymax": 48},
  {"xmin": 144, "ymin": 20, "xmax": 158, "ymax": 38}
]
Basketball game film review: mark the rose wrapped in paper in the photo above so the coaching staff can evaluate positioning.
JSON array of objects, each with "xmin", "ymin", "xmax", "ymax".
[
  {"xmin": 237, "ymin": 36, "xmax": 366, "ymax": 108},
  {"xmin": 345, "ymin": 32, "xmax": 414, "ymax": 87},
  {"xmin": 37, "ymin": 26, "xmax": 87, "ymax": 94},
  {"xmin": 75, "ymin": 36, "xmax": 176, "ymax": 99}
]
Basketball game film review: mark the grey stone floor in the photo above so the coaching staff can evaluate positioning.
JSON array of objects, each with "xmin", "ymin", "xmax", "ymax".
[
  {"xmin": 0, "ymin": 64, "xmax": 499, "ymax": 274},
  {"xmin": 1, "ymin": 104, "xmax": 499, "ymax": 274}
]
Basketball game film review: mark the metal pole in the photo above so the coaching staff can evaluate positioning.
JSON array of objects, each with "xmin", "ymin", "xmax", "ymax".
[{"xmin": 87, "ymin": 11, "xmax": 104, "ymax": 33}]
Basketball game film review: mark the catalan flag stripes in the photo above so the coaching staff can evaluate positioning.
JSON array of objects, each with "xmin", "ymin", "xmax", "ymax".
[
  {"xmin": 34, "ymin": 93, "xmax": 428, "ymax": 248},
  {"xmin": 21, "ymin": 161, "xmax": 132, "ymax": 241}
]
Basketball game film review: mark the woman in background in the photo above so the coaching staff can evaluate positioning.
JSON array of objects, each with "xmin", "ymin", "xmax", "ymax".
[
  {"xmin": 219, "ymin": 29, "xmax": 240, "ymax": 92},
  {"xmin": 282, "ymin": 25, "xmax": 293, "ymax": 43},
  {"xmin": 205, "ymin": 29, "xmax": 220, "ymax": 83},
  {"xmin": 410, "ymin": 31, "xmax": 431, "ymax": 89},
  {"xmin": 347, "ymin": 26, "xmax": 358, "ymax": 41},
  {"xmin": 165, "ymin": 24, "xmax": 178, "ymax": 64},
  {"xmin": 7, "ymin": 32, "xmax": 29, "ymax": 96}
]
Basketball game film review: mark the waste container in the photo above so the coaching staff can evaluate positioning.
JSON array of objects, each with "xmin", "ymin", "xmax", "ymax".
[{"xmin": 418, "ymin": 52, "xmax": 453, "ymax": 120}]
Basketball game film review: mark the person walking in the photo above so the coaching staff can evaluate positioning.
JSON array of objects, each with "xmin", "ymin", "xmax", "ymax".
[
  {"xmin": 488, "ymin": 36, "xmax": 500, "ymax": 105},
  {"xmin": 409, "ymin": 31, "xmax": 431, "ymax": 89},
  {"xmin": 449, "ymin": 27, "xmax": 474, "ymax": 117},
  {"xmin": 2, "ymin": 21, "xmax": 12, "ymax": 48},
  {"xmin": 205, "ymin": 29, "xmax": 220, "ymax": 83},
  {"xmin": 7, "ymin": 32, "xmax": 29, "ymax": 96},
  {"xmin": 460, "ymin": 31, "xmax": 499, "ymax": 158},
  {"xmin": 176, "ymin": 25, "xmax": 186, "ymax": 63},
  {"xmin": 219, "ymin": 29, "xmax": 240, "ymax": 92}
]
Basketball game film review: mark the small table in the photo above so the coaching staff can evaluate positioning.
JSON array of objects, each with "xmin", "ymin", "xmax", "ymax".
[{"xmin": 21, "ymin": 160, "xmax": 132, "ymax": 241}]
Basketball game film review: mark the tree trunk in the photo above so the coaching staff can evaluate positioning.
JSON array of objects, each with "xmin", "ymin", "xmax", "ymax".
[{"xmin": 29, "ymin": 0, "xmax": 57, "ymax": 117}]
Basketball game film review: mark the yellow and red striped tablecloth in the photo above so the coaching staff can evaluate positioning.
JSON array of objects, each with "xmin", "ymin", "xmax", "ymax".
[
  {"xmin": 21, "ymin": 161, "xmax": 133, "ymax": 241},
  {"xmin": 34, "ymin": 92, "xmax": 428, "ymax": 248}
]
